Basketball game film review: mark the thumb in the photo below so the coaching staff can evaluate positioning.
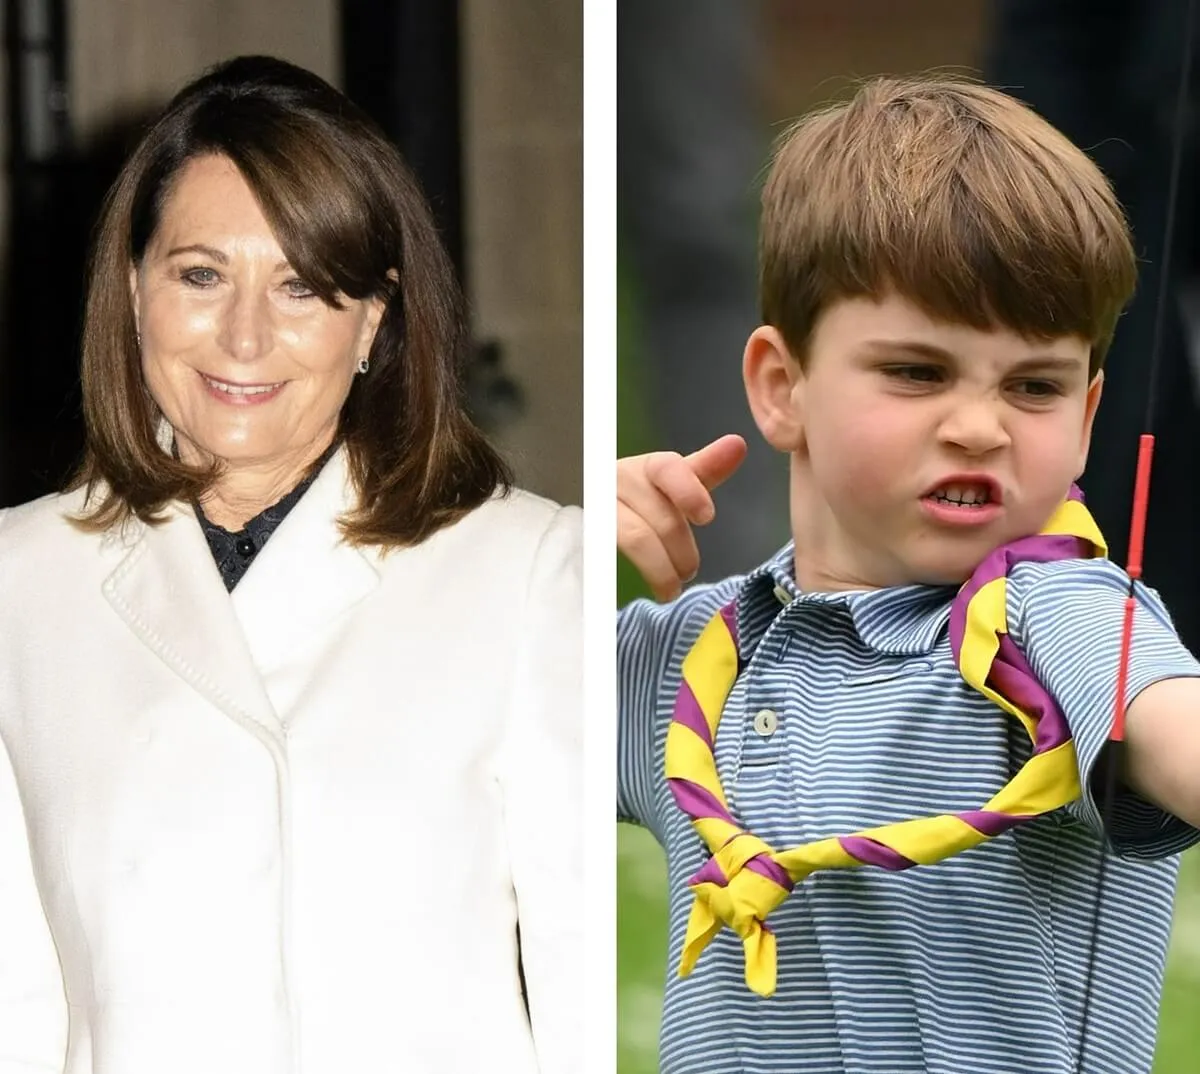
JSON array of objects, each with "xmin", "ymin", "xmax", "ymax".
[{"xmin": 685, "ymin": 434, "xmax": 748, "ymax": 491}]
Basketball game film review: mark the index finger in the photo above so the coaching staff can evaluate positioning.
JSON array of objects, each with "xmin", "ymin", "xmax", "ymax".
[
  {"xmin": 685, "ymin": 434, "xmax": 748, "ymax": 491},
  {"xmin": 642, "ymin": 452, "xmax": 718, "ymax": 526}
]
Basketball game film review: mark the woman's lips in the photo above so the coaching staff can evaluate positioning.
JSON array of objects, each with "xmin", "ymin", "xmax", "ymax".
[{"xmin": 199, "ymin": 372, "xmax": 286, "ymax": 405}]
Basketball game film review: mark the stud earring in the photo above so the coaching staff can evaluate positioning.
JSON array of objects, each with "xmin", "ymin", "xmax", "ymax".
[{"xmin": 357, "ymin": 356, "xmax": 370, "ymax": 374}]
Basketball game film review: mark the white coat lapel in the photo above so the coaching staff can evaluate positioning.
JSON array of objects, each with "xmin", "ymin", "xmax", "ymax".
[
  {"xmin": 228, "ymin": 448, "xmax": 380, "ymax": 680},
  {"xmin": 101, "ymin": 499, "xmax": 285, "ymax": 743}
]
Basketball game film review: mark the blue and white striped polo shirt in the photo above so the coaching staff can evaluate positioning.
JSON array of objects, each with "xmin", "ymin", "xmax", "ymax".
[{"xmin": 618, "ymin": 544, "xmax": 1200, "ymax": 1074}]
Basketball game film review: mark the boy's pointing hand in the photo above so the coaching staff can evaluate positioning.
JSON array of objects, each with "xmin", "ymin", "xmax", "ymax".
[{"xmin": 618, "ymin": 434, "xmax": 748, "ymax": 601}]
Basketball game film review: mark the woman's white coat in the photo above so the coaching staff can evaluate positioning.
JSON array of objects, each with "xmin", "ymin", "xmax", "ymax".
[{"xmin": 0, "ymin": 450, "xmax": 581, "ymax": 1074}]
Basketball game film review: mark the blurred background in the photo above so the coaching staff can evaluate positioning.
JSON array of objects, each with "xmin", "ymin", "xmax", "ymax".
[
  {"xmin": 617, "ymin": 1, "xmax": 1200, "ymax": 1070},
  {"xmin": 0, "ymin": 0, "xmax": 581, "ymax": 509}
]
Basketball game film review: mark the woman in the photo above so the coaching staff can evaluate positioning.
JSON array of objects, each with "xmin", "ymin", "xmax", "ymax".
[{"xmin": 0, "ymin": 56, "xmax": 580, "ymax": 1074}]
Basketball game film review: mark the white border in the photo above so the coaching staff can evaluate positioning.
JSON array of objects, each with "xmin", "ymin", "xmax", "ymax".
[{"xmin": 582, "ymin": 0, "xmax": 618, "ymax": 1070}]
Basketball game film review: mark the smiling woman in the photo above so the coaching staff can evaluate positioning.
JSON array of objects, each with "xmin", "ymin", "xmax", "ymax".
[
  {"xmin": 76, "ymin": 54, "xmax": 505, "ymax": 547},
  {"xmin": 130, "ymin": 155, "xmax": 385, "ymax": 529},
  {"xmin": 0, "ymin": 55, "xmax": 581, "ymax": 1074}
]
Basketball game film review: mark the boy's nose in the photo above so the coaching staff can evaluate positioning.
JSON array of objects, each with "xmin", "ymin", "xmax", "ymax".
[{"xmin": 938, "ymin": 401, "xmax": 1011, "ymax": 455}]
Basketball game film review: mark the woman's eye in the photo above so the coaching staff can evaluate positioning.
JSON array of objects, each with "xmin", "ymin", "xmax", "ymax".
[
  {"xmin": 284, "ymin": 278, "xmax": 316, "ymax": 299},
  {"xmin": 180, "ymin": 267, "xmax": 219, "ymax": 287}
]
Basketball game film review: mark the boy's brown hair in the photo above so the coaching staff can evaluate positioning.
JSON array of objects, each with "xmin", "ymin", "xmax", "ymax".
[{"xmin": 760, "ymin": 76, "xmax": 1137, "ymax": 377}]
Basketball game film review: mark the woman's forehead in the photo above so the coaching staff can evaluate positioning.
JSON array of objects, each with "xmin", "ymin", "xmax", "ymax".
[{"xmin": 149, "ymin": 156, "xmax": 283, "ymax": 256}]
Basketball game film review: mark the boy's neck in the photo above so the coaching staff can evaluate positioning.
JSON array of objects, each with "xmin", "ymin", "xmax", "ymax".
[{"xmin": 788, "ymin": 464, "xmax": 882, "ymax": 594}]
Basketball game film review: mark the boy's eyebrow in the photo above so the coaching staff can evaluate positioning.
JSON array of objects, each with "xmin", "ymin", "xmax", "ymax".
[
  {"xmin": 1006, "ymin": 355, "xmax": 1089, "ymax": 374},
  {"xmin": 862, "ymin": 340, "xmax": 1087, "ymax": 373}
]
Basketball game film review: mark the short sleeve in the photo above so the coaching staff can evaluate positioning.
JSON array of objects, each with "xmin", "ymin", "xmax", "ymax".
[
  {"xmin": 616, "ymin": 597, "xmax": 671, "ymax": 831},
  {"xmin": 1009, "ymin": 557, "xmax": 1200, "ymax": 858},
  {"xmin": 617, "ymin": 584, "xmax": 736, "ymax": 839}
]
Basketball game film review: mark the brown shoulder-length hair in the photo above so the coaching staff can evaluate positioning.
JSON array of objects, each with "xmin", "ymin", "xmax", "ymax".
[
  {"xmin": 70, "ymin": 54, "xmax": 510, "ymax": 547},
  {"xmin": 760, "ymin": 76, "xmax": 1137, "ymax": 377}
]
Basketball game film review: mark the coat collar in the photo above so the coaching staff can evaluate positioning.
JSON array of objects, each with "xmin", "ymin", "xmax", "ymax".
[
  {"xmin": 229, "ymin": 448, "xmax": 379, "ymax": 676},
  {"xmin": 101, "ymin": 448, "xmax": 379, "ymax": 743}
]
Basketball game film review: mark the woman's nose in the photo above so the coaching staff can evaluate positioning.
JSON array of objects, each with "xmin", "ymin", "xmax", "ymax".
[{"xmin": 217, "ymin": 287, "xmax": 272, "ymax": 361}]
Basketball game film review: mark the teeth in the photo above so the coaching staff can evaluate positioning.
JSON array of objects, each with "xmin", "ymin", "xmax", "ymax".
[
  {"xmin": 204, "ymin": 376, "xmax": 281, "ymax": 396},
  {"xmin": 932, "ymin": 483, "xmax": 991, "ymax": 506}
]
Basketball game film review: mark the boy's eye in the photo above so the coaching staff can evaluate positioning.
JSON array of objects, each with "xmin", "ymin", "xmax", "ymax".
[
  {"xmin": 884, "ymin": 364, "xmax": 944, "ymax": 384},
  {"xmin": 1012, "ymin": 379, "xmax": 1062, "ymax": 398},
  {"xmin": 180, "ymin": 266, "xmax": 219, "ymax": 287}
]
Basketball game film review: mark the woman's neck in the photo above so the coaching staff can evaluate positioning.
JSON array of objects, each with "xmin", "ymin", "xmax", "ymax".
[{"xmin": 184, "ymin": 437, "xmax": 335, "ymax": 531}]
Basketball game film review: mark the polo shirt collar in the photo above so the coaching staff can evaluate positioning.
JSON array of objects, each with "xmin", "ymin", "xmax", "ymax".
[{"xmin": 733, "ymin": 542, "xmax": 958, "ymax": 658}]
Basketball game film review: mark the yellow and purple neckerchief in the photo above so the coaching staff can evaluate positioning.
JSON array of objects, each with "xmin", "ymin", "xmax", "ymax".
[{"xmin": 665, "ymin": 490, "xmax": 1107, "ymax": 997}]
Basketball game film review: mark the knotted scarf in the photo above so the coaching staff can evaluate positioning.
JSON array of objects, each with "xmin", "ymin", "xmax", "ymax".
[{"xmin": 664, "ymin": 492, "xmax": 1107, "ymax": 996}]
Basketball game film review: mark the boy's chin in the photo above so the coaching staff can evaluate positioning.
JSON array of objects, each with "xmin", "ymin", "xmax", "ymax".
[
  {"xmin": 904, "ymin": 553, "xmax": 987, "ymax": 588},
  {"xmin": 904, "ymin": 526, "xmax": 1046, "ymax": 588},
  {"xmin": 911, "ymin": 566, "xmax": 974, "ymax": 588}
]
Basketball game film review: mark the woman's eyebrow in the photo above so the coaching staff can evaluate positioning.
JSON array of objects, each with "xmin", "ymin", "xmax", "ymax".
[
  {"xmin": 164, "ymin": 244, "xmax": 291, "ymax": 273},
  {"xmin": 165, "ymin": 243, "xmax": 227, "ymax": 262}
]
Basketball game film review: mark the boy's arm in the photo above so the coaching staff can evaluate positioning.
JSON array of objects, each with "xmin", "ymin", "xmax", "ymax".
[
  {"xmin": 1012, "ymin": 557, "xmax": 1200, "ymax": 854},
  {"xmin": 617, "ymin": 600, "xmax": 667, "ymax": 830},
  {"xmin": 618, "ymin": 585, "xmax": 742, "ymax": 836},
  {"xmin": 1124, "ymin": 678, "xmax": 1200, "ymax": 828},
  {"xmin": 616, "ymin": 438, "xmax": 747, "ymax": 833}
]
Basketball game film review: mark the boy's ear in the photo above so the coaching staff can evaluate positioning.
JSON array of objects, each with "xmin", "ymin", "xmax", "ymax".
[
  {"xmin": 744, "ymin": 325, "xmax": 805, "ymax": 451},
  {"xmin": 1076, "ymin": 369, "xmax": 1104, "ymax": 478}
]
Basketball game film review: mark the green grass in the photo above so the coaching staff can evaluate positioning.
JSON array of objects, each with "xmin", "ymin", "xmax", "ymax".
[
  {"xmin": 617, "ymin": 825, "xmax": 667, "ymax": 1074},
  {"xmin": 1154, "ymin": 850, "xmax": 1200, "ymax": 1068}
]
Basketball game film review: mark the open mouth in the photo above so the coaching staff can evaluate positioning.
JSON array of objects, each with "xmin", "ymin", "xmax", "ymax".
[
  {"xmin": 923, "ymin": 477, "xmax": 1001, "ymax": 509},
  {"xmin": 929, "ymin": 483, "xmax": 992, "ymax": 508},
  {"xmin": 201, "ymin": 374, "xmax": 284, "ymax": 397}
]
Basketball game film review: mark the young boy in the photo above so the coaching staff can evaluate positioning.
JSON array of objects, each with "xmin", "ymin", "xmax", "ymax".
[{"xmin": 617, "ymin": 77, "xmax": 1200, "ymax": 1074}]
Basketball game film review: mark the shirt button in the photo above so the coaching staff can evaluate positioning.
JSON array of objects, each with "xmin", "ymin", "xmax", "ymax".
[
  {"xmin": 772, "ymin": 584, "xmax": 793, "ymax": 606},
  {"xmin": 753, "ymin": 709, "xmax": 779, "ymax": 737},
  {"xmin": 235, "ymin": 536, "xmax": 256, "ymax": 558}
]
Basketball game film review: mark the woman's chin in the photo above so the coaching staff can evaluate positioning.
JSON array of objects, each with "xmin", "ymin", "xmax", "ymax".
[{"xmin": 175, "ymin": 430, "xmax": 285, "ymax": 469}]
